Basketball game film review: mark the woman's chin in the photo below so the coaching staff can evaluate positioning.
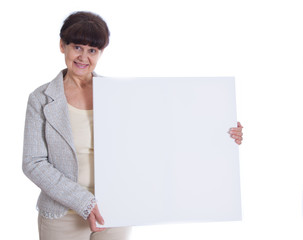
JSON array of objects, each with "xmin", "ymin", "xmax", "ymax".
[{"xmin": 68, "ymin": 67, "xmax": 92, "ymax": 78}]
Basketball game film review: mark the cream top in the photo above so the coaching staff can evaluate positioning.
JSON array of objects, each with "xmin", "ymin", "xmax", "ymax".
[{"xmin": 68, "ymin": 103, "xmax": 95, "ymax": 195}]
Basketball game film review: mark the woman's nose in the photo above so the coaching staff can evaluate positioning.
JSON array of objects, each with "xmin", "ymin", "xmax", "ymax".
[{"xmin": 78, "ymin": 51, "xmax": 88, "ymax": 61}]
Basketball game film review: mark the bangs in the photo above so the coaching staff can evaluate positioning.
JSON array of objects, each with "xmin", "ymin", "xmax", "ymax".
[{"xmin": 61, "ymin": 21, "xmax": 109, "ymax": 49}]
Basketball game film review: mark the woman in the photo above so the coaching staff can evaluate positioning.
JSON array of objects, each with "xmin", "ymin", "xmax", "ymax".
[{"xmin": 22, "ymin": 11, "xmax": 243, "ymax": 240}]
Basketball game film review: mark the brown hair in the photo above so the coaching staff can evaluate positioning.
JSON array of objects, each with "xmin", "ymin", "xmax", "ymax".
[{"xmin": 60, "ymin": 11, "xmax": 110, "ymax": 50}]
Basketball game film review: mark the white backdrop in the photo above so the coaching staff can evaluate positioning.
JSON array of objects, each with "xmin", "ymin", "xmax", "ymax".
[{"xmin": 1, "ymin": 0, "xmax": 303, "ymax": 239}]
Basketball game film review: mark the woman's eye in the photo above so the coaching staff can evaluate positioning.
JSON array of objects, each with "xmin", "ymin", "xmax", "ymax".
[
  {"xmin": 89, "ymin": 49, "xmax": 97, "ymax": 54},
  {"xmin": 74, "ymin": 46, "xmax": 81, "ymax": 50}
]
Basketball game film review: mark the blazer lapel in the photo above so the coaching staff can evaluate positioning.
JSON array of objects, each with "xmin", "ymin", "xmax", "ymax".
[{"xmin": 43, "ymin": 70, "xmax": 76, "ymax": 154}]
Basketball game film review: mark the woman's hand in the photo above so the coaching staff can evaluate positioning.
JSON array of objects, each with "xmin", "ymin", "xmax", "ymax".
[
  {"xmin": 229, "ymin": 122, "xmax": 243, "ymax": 145},
  {"xmin": 87, "ymin": 204, "xmax": 106, "ymax": 232}
]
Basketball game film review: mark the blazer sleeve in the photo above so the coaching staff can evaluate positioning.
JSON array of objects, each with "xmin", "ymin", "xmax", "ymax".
[{"xmin": 22, "ymin": 92, "xmax": 96, "ymax": 219}]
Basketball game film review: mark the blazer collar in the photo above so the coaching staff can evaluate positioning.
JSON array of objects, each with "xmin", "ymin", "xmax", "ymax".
[
  {"xmin": 43, "ymin": 69, "xmax": 75, "ymax": 154},
  {"xmin": 44, "ymin": 69, "xmax": 98, "ymax": 101},
  {"xmin": 44, "ymin": 69, "xmax": 67, "ymax": 101}
]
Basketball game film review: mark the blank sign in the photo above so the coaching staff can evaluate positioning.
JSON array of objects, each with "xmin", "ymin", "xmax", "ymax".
[{"xmin": 93, "ymin": 77, "xmax": 241, "ymax": 227}]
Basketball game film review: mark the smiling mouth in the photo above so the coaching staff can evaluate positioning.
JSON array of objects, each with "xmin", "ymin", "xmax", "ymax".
[{"xmin": 74, "ymin": 61, "xmax": 89, "ymax": 69}]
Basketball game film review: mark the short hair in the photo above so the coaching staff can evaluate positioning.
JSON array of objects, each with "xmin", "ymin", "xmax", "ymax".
[{"xmin": 60, "ymin": 11, "xmax": 110, "ymax": 50}]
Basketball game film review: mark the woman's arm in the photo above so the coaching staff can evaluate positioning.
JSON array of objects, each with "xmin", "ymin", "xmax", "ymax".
[{"xmin": 22, "ymin": 92, "xmax": 95, "ymax": 219}]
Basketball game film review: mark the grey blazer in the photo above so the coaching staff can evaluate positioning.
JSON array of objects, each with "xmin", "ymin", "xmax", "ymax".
[{"xmin": 22, "ymin": 69, "xmax": 97, "ymax": 219}]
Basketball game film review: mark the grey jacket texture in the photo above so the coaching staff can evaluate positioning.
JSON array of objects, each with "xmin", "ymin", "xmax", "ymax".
[{"xmin": 22, "ymin": 69, "xmax": 97, "ymax": 219}]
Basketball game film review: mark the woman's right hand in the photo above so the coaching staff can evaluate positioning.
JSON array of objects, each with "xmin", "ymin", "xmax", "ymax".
[{"xmin": 87, "ymin": 204, "xmax": 106, "ymax": 232}]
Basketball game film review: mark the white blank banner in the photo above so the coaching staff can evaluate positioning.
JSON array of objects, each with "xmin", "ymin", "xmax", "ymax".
[{"xmin": 93, "ymin": 77, "xmax": 241, "ymax": 228}]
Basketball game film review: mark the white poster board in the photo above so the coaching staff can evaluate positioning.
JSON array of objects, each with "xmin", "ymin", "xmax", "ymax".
[{"xmin": 93, "ymin": 77, "xmax": 241, "ymax": 228}]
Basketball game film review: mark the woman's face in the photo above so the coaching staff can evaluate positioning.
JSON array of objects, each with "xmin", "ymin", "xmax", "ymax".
[{"xmin": 60, "ymin": 40, "xmax": 103, "ymax": 78}]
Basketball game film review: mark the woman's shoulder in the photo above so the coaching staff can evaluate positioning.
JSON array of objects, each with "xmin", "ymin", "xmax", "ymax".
[
  {"xmin": 31, "ymin": 81, "xmax": 51, "ymax": 96},
  {"xmin": 29, "ymin": 69, "xmax": 66, "ymax": 105}
]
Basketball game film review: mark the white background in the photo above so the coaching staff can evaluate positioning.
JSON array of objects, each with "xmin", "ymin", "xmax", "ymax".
[{"xmin": 1, "ymin": 0, "xmax": 303, "ymax": 239}]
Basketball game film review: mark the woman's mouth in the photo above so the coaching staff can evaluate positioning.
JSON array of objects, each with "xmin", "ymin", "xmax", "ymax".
[{"xmin": 74, "ymin": 61, "xmax": 89, "ymax": 69}]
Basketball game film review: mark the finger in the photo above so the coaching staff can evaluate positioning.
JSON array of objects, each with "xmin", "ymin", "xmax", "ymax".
[
  {"xmin": 88, "ymin": 214, "xmax": 106, "ymax": 232},
  {"xmin": 237, "ymin": 122, "xmax": 243, "ymax": 128},
  {"xmin": 92, "ymin": 226, "xmax": 107, "ymax": 232},
  {"xmin": 94, "ymin": 205, "xmax": 105, "ymax": 225},
  {"xmin": 231, "ymin": 132, "xmax": 243, "ymax": 137},
  {"xmin": 229, "ymin": 122, "xmax": 243, "ymax": 132},
  {"xmin": 88, "ymin": 213, "xmax": 96, "ymax": 231},
  {"xmin": 232, "ymin": 135, "xmax": 243, "ymax": 140},
  {"xmin": 235, "ymin": 139, "xmax": 242, "ymax": 145},
  {"xmin": 230, "ymin": 127, "xmax": 242, "ymax": 133},
  {"xmin": 229, "ymin": 132, "xmax": 243, "ymax": 139}
]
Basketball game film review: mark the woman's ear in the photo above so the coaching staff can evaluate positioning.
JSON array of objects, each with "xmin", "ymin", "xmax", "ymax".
[{"xmin": 59, "ymin": 39, "xmax": 65, "ymax": 53}]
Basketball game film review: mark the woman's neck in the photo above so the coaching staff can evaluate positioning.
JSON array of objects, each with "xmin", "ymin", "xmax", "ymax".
[
  {"xmin": 64, "ymin": 71, "xmax": 93, "ymax": 89},
  {"xmin": 63, "ymin": 71, "xmax": 93, "ymax": 110}
]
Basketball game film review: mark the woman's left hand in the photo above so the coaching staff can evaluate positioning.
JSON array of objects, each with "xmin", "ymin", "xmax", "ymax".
[{"xmin": 229, "ymin": 122, "xmax": 243, "ymax": 145}]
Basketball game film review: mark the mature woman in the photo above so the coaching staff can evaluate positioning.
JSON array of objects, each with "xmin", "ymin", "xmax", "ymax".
[{"xmin": 22, "ymin": 11, "xmax": 243, "ymax": 240}]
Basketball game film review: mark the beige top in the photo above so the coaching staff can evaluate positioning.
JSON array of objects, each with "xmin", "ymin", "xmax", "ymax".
[{"xmin": 68, "ymin": 103, "xmax": 95, "ymax": 194}]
